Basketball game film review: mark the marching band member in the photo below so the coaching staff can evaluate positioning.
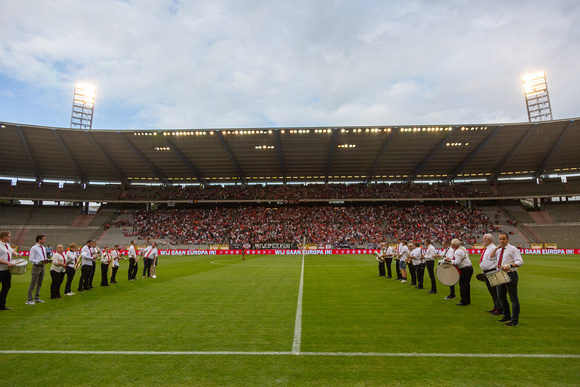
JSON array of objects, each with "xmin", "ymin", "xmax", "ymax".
[
  {"xmin": 394, "ymin": 237, "xmax": 402, "ymax": 280},
  {"xmin": 49, "ymin": 245, "xmax": 67, "ymax": 299},
  {"xmin": 407, "ymin": 241, "xmax": 417, "ymax": 286},
  {"xmin": 27, "ymin": 235, "xmax": 49, "ymax": 305},
  {"xmin": 64, "ymin": 244, "xmax": 78, "ymax": 296},
  {"xmin": 423, "ymin": 239, "xmax": 437, "ymax": 294},
  {"xmin": 410, "ymin": 242, "xmax": 425, "ymax": 289},
  {"xmin": 128, "ymin": 240, "xmax": 138, "ymax": 281},
  {"xmin": 142, "ymin": 242, "xmax": 158, "ymax": 278},
  {"xmin": 446, "ymin": 239, "xmax": 473, "ymax": 306},
  {"xmin": 100, "ymin": 246, "xmax": 111, "ymax": 286},
  {"xmin": 436, "ymin": 240, "xmax": 456, "ymax": 300},
  {"xmin": 110, "ymin": 245, "xmax": 120, "ymax": 284},
  {"xmin": 478, "ymin": 234, "xmax": 502, "ymax": 315},
  {"xmin": 384, "ymin": 242, "xmax": 394, "ymax": 278},
  {"xmin": 398, "ymin": 240, "xmax": 409, "ymax": 283},
  {"xmin": 89, "ymin": 242, "xmax": 98, "ymax": 289},
  {"xmin": 490, "ymin": 232, "xmax": 524, "ymax": 327},
  {"xmin": 376, "ymin": 243, "xmax": 386, "ymax": 276},
  {"xmin": 78, "ymin": 240, "xmax": 94, "ymax": 292},
  {"xmin": 0, "ymin": 231, "xmax": 22, "ymax": 311}
]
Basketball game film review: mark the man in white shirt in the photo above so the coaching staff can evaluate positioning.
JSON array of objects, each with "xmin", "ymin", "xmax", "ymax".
[
  {"xmin": 375, "ymin": 243, "xmax": 386, "ymax": 277},
  {"xmin": 398, "ymin": 241, "xmax": 409, "ymax": 283},
  {"xmin": 110, "ymin": 245, "xmax": 121, "ymax": 284},
  {"xmin": 436, "ymin": 240, "xmax": 456, "ymax": 300},
  {"xmin": 100, "ymin": 246, "xmax": 111, "ymax": 286},
  {"xmin": 423, "ymin": 239, "xmax": 437, "ymax": 294},
  {"xmin": 78, "ymin": 240, "xmax": 94, "ymax": 292},
  {"xmin": 384, "ymin": 243, "xmax": 394, "ymax": 278},
  {"xmin": 446, "ymin": 238, "xmax": 473, "ymax": 306},
  {"xmin": 490, "ymin": 232, "xmax": 524, "ymax": 327},
  {"xmin": 0, "ymin": 231, "xmax": 23, "ymax": 310},
  {"xmin": 27, "ymin": 234, "xmax": 49, "ymax": 305},
  {"xmin": 127, "ymin": 240, "xmax": 138, "ymax": 281},
  {"xmin": 478, "ymin": 234, "xmax": 502, "ymax": 315},
  {"xmin": 142, "ymin": 242, "xmax": 159, "ymax": 278},
  {"xmin": 394, "ymin": 238, "xmax": 402, "ymax": 280},
  {"xmin": 410, "ymin": 242, "xmax": 425, "ymax": 289}
]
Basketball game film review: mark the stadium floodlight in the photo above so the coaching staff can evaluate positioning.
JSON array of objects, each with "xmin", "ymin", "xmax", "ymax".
[
  {"xmin": 70, "ymin": 82, "xmax": 96, "ymax": 129},
  {"xmin": 522, "ymin": 70, "xmax": 552, "ymax": 122}
]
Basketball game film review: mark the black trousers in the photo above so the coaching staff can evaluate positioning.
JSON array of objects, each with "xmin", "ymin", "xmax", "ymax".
[
  {"xmin": 458, "ymin": 266, "xmax": 474, "ymax": 304},
  {"xmin": 395, "ymin": 259, "xmax": 401, "ymax": 279},
  {"xmin": 50, "ymin": 270, "xmax": 65, "ymax": 298},
  {"xmin": 78, "ymin": 265, "xmax": 91, "ymax": 290},
  {"xmin": 385, "ymin": 258, "xmax": 392, "ymax": 277},
  {"xmin": 378, "ymin": 261, "xmax": 385, "ymax": 276},
  {"xmin": 408, "ymin": 262, "xmax": 416, "ymax": 285},
  {"xmin": 89, "ymin": 262, "xmax": 96, "ymax": 287},
  {"xmin": 100, "ymin": 263, "xmax": 109, "ymax": 286},
  {"xmin": 484, "ymin": 269, "xmax": 502, "ymax": 312},
  {"xmin": 426, "ymin": 261, "xmax": 436, "ymax": 292},
  {"xmin": 64, "ymin": 266, "xmax": 76, "ymax": 294},
  {"xmin": 415, "ymin": 263, "xmax": 425, "ymax": 288},
  {"xmin": 128, "ymin": 258, "xmax": 138, "ymax": 280},
  {"xmin": 142, "ymin": 258, "xmax": 152, "ymax": 277},
  {"xmin": 0, "ymin": 270, "xmax": 11, "ymax": 308},
  {"xmin": 111, "ymin": 266, "xmax": 118, "ymax": 283}
]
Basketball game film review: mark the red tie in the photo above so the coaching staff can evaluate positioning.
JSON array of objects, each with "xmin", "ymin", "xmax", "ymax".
[
  {"xmin": 5, "ymin": 244, "xmax": 10, "ymax": 262},
  {"xmin": 479, "ymin": 248, "xmax": 486, "ymax": 263},
  {"xmin": 498, "ymin": 247, "xmax": 505, "ymax": 267}
]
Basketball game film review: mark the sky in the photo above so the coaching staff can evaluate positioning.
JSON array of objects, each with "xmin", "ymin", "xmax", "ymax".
[{"xmin": 0, "ymin": 0, "xmax": 579, "ymax": 130}]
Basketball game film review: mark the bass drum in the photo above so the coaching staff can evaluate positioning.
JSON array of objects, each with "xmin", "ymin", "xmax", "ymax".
[{"xmin": 436, "ymin": 263, "xmax": 460, "ymax": 286}]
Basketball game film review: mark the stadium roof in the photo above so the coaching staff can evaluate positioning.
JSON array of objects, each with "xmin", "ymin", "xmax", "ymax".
[{"xmin": 0, "ymin": 118, "xmax": 578, "ymax": 185}]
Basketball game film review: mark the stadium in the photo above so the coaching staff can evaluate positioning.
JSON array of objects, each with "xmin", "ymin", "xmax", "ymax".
[{"xmin": 1, "ymin": 117, "xmax": 579, "ymax": 385}]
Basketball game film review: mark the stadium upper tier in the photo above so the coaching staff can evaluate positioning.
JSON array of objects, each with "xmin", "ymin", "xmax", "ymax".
[
  {"xmin": 1, "ymin": 118, "xmax": 579, "ymax": 186},
  {"xmin": 0, "ymin": 179, "xmax": 579, "ymax": 203}
]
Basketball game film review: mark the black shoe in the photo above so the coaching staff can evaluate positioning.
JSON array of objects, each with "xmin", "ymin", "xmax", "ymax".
[
  {"xmin": 101, "ymin": 284, "xmax": 110, "ymax": 287},
  {"xmin": 444, "ymin": 296, "xmax": 456, "ymax": 300},
  {"xmin": 490, "ymin": 310, "xmax": 502, "ymax": 316},
  {"xmin": 486, "ymin": 309, "xmax": 495, "ymax": 313},
  {"xmin": 505, "ymin": 321, "xmax": 519, "ymax": 326},
  {"xmin": 78, "ymin": 289, "xmax": 84, "ymax": 292},
  {"xmin": 89, "ymin": 286, "xmax": 94, "ymax": 289},
  {"xmin": 0, "ymin": 307, "xmax": 12, "ymax": 310},
  {"xmin": 386, "ymin": 276, "xmax": 392, "ymax": 278},
  {"xmin": 410, "ymin": 283, "xmax": 416, "ymax": 286},
  {"xmin": 498, "ymin": 317, "xmax": 511, "ymax": 322},
  {"xmin": 456, "ymin": 302, "xmax": 469, "ymax": 306},
  {"xmin": 415, "ymin": 286, "xmax": 423, "ymax": 289},
  {"xmin": 427, "ymin": 290, "xmax": 436, "ymax": 294}
]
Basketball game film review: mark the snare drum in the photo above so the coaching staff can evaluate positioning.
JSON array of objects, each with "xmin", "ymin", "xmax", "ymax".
[
  {"xmin": 8, "ymin": 259, "xmax": 28, "ymax": 275},
  {"xmin": 485, "ymin": 269, "xmax": 511, "ymax": 287},
  {"xmin": 436, "ymin": 263, "xmax": 460, "ymax": 286}
]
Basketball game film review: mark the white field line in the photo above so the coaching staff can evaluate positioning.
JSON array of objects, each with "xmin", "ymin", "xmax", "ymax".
[
  {"xmin": 292, "ymin": 252, "xmax": 305, "ymax": 354},
  {"xmin": 1, "ymin": 350, "xmax": 578, "ymax": 358}
]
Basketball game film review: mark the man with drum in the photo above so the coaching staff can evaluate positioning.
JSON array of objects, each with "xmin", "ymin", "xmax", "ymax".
[
  {"xmin": 445, "ymin": 239, "xmax": 473, "ymax": 306},
  {"xmin": 479, "ymin": 234, "xmax": 502, "ymax": 315},
  {"xmin": 436, "ymin": 239, "xmax": 456, "ymax": 301},
  {"xmin": 423, "ymin": 239, "xmax": 437, "ymax": 294},
  {"xmin": 490, "ymin": 232, "xmax": 524, "ymax": 326},
  {"xmin": 27, "ymin": 234, "xmax": 49, "ymax": 305},
  {"xmin": 0, "ymin": 231, "xmax": 23, "ymax": 310}
]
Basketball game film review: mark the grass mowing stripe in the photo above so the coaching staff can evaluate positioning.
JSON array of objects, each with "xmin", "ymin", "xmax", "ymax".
[
  {"xmin": 292, "ymin": 252, "xmax": 305, "ymax": 354},
  {"xmin": 1, "ymin": 350, "xmax": 578, "ymax": 358}
]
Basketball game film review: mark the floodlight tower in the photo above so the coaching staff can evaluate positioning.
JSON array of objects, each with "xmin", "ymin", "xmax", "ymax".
[
  {"xmin": 522, "ymin": 71, "xmax": 552, "ymax": 122},
  {"xmin": 70, "ymin": 82, "xmax": 96, "ymax": 129}
]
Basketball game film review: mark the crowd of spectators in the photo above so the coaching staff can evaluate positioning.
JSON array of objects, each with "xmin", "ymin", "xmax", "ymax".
[
  {"xmin": 132, "ymin": 203, "xmax": 494, "ymax": 247},
  {"xmin": 123, "ymin": 182, "xmax": 492, "ymax": 201}
]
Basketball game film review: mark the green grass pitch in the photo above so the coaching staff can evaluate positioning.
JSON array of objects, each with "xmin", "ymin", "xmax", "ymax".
[{"xmin": 1, "ymin": 253, "xmax": 579, "ymax": 386}]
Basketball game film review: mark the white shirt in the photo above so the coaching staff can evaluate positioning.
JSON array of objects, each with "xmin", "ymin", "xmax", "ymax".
[
  {"xmin": 65, "ymin": 251, "xmax": 77, "ymax": 268},
  {"xmin": 100, "ymin": 251, "xmax": 111, "ymax": 264},
  {"xmin": 80, "ymin": 245, "xmax": 93, "ymax": 266},
  {"xmin": 143, "ymin": 246, "xmax": 158, "ymax": 261},
  {"xmin": 478, "ymin": 243, "xmax": 497, "ymax": 271},
  {"xmin": 128, "ymin": 245, "xmax": 136, "ymax": 259},
  {"xmin": 29, "ymin": 243, "xmax": 47, "ymax": 265},
  {"xmin": 398, "ymin": 245, "xmax": 409, "ymax": 261},
  {"xmin": 410, "ymin": 247, "xmax": 423, "ymax": 265},
  {"xmin": 0, "ymin": 241, "xmax": 16, "ymax": 271},
  {"xmin": 424, "ymin": 245, "xmax": 436, "ymax": 261},
  {"xmin": 50, "ymin": 252, "xmax": 66, "ymax": 273},
  {"xmin": 384, "ymin": 246, "xmax": 393, "ymax": 258},
  {"xmin": 493, "ymin": 243, "xmax": 524, "ymax": 272},
  {"xmin": 111, "ymin": 250, "xmax": 119, "ymax": 267},
  {"xmin": 450, "ymin": 247, "xmax": 472, "ymax": 269}
]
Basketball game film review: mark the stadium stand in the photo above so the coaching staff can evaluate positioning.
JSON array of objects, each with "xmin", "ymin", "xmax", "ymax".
[
  {"xmin": 524, "ymin": 225, "xmax": 580, "ymax": 249},
  {"xmin": 499, "ymin": 179, "xmax": 570, "ymax": 197},
  {"xmin": 499, "ymin": 203, "xmax": 536, "ymax": 224},
  {"xmin": 545, "ymin": 202, "xmax": 580, "ymax": 223}
]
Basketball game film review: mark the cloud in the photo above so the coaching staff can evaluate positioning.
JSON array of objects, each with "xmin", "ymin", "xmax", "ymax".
[{"xmin": 0, "ymin": 0, "xmax": 579, "ymax": 129}]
